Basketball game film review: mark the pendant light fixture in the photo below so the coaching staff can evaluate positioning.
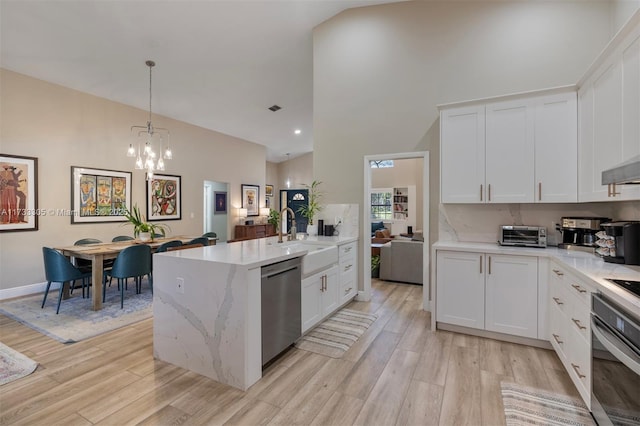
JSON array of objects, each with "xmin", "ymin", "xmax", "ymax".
[{"xmin": 128, "ymin": 60, "xmax": 173, "ymax": 179}]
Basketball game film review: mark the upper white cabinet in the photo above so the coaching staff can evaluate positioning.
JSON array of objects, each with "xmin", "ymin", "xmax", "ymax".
[
  {"xmin": 440, "ymin": 90, "xmax": 577, "ymax": 204},
  {"xmin": 578, "ymin": 20, "xmax": 640, "ymax": 201}
]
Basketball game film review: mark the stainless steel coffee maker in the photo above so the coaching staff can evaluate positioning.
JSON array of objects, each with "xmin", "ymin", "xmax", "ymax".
[{"xmin": 557, "ymin": 217, "xmax": 611, "ymax": 252}]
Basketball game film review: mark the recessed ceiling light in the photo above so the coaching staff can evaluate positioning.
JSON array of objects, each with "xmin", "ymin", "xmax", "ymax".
[{"xmin": 294, "ymin": 129, "xmax": 301, "ymax": 135}]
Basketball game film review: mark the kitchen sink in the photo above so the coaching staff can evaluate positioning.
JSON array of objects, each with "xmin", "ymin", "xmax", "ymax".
[{"xmin": 276, "ymin": 241, "xmax": 338, "ymax": 276}]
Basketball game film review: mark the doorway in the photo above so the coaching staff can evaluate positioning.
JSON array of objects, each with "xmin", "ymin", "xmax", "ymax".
[
  {"xmin": 203, "ymin": 180, "xmax": 229, "ymax": 242},
  {"xmin": 363, "ymin": 152, "xmax": 429, "ymax": 311},
  {"xmin": 279, "ymin": 189, "xmax": 309, "ymax": 233}
]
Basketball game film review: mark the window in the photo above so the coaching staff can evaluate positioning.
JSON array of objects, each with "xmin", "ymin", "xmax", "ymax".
[
  {"xmin": 371, "ymin": 189, "xmax": 392, "ymax": 220},
  {"xmin": 370, "ymin": 160, "xmax": 394, "ymax": 168}
]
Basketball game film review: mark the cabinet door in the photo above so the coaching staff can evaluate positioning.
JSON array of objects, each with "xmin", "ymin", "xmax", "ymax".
[
  {"xmin": 436, "ymin": 251, "xmax": 485, "ymax": 329},
  {"xmin": 302, "ymin": 273, "xmax": 323, "ymax": 333},
  {"xmin": 440, "ymin": 105, "xmax": 485, "ymax": 203},
  {"xmin": 620, "ymin": 32, "xmax": 640, "ymax": 200},
  {"xmin": 485, "ymin": 99, "xmax": 535, "ymax": 203},
  {"xmin": 485, "ymin": 254, "xmax": 538, "ymax": 338},
  {"xmin": 578, "ymin": 84, "xmax": 596, "ymax": 202},
  {"xmin": 321, "ymin": 266, "xmax": 340, "ymax": 317},
  {"xmin": 534, "ymin": 93, "xmax": 578, "ymax": 202}
]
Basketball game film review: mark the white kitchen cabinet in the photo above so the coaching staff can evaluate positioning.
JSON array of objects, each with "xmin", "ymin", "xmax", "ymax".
[
  {"xmin": 436, "ymin": 250, "xmax": 539, "ymax": 339},
  {"xmin": 535, "ymin": 93, "xmax": 578, "ymax": 202},
  {"xmin": 301, "ymin": 265, "xmax": 339, "ymax": 333},
  {"xmin": 578, "ymin": 22, "xmax": 640, "ymax": 202},
  {"xmin": 338, "ymin": 242, "xmax": 357, "ymax": 304},
  {"xmin": 436, "ymin": 251, "xmax": 485, "ymax": 329},
  {"xmin": 440, "ymin": 105, "xmax": 485, "ymax": 203},
  {"xmin": 485, "ymin": 254, "xmax": 538, "ymax": 339},
  {"xmin": 485, "ymin": 99, "xmax": 535, "ymax": 203},
  {"xmin": 440, "ymin": 90, "xmax": 577, "ymax": 204},
  {"xmin": 548, "ymin": 261, "xmax": 594, "ymax": 407}
]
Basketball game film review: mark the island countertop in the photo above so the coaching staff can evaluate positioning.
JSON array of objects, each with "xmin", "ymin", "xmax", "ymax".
[{"xmin": 156, "ymin": 235, "xmax": 358, "ymax": 269}]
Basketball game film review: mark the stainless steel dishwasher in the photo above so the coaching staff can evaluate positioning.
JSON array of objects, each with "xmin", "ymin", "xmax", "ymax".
[{"xmin": 261, "ymin": 257, "xmax": 302, "ymax": 366}]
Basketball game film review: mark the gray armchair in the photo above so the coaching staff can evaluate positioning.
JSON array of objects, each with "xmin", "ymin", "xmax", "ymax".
[{"xmin": 379, "ymin": 239, "xmax": 423, "ymax": 285}]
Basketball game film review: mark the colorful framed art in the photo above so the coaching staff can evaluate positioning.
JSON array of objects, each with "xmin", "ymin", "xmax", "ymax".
[
  {"xmin": 71, "ymin": 166, "xmax": 131, "ymax": 224},
  {"xmin": 241, "ymin": 184, "xmax": 259, "ymax": 216},
  {"xmin": 0, "ymin": 154, "xmax": 38, "ymax": 232},
  {"xmin": 147, "ymin": 174, "xmax": 182, "ymax": 221}
]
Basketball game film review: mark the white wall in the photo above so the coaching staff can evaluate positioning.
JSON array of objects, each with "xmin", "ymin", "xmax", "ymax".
[
  {"xmin": 313, "ymin": 1, "xmax": 621, "ymax": 292},
  {"xmin": 0, "ymin": 69, "xmax": 267, "ymax": 290}
]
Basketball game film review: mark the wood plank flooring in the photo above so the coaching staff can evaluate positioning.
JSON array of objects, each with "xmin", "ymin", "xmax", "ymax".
[{"xmin": 0, "ymin": 279, "xmax": 580, "ymax": 425}]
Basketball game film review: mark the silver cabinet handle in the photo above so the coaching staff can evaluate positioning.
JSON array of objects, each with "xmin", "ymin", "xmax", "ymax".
[
  {"xmin": 488, "ymin": 256, "xmax": 492, "ymax": 275},
  {"xmin": 538, "ymin": 182, "xmax": 542, "ymax": 201},
  {"xmin": 571, "ymin": 284, "xmax": 586, "ymax": 294},
  {"xmin": 344, "ymin": 246, "xmax": 352, "ymax": 253},
  {"xmin": 552, "ymin": 269, "xmax": 564, "ymax": 276},
  {"xmin": 572, "ymin": 318, "xmax": 586, "ymax": 330},
  {"xmin": 480, "ymin": 184, "xmax": 483, "ymax": 202},
  {"xmin": 344, "ymin": 287, "xmax": 352, "ymax": 294},
  {"xmin": 488, "ymin": 184, "xmax": 491, "ymax": 201},
  {"xmin": 571, "ymin": 363, "xmax": 586, "ymax": 379},
  {"xmin": 553, "ymin": 297, "xmax": 563, "ymax": 305},
  {"xmin": 344, "ymin": 264, "xmax": 352, "ymax": 272},
  {"xmin": 480, "ymin": 255, "xmax": 483, "ymax": 274},
  {"xmin": 552, "ymin": 334, "xmax": 563, "ymax": 344},
  {"xmin": 608, "ymin": 183, "xmax": 620, "ymax": 197}
]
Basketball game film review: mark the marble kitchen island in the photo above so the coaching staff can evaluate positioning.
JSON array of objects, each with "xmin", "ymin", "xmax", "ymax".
[{"xmin": 152, "ymin": 235, "xmax": 355, "ymax": 391}]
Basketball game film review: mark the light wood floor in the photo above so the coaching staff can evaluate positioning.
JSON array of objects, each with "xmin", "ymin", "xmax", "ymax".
[{"xmin": 0, "ymin": 279, "xmax": 580, "ymax": 426}]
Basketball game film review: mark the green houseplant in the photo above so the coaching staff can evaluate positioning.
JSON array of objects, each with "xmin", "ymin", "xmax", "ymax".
[
  {"xmin": 267, "ymin": 209, "xmax": 280, "ymax": 227},
  {"xmin": 122, "ymin": 204, "xmax": 168, "ymax": 241},
  {"xmin": 297, "ymin": 180, "xmax": 324, "ymax": 235},
  {"xmin": 371, "ymin": 254, "xmax": 381, "ymax": 278}
]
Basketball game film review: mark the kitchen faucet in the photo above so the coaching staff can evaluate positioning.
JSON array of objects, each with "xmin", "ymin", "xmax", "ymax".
[{"xmin": 278, "ymin": 207, "xmax": 297, "ymax": 243}]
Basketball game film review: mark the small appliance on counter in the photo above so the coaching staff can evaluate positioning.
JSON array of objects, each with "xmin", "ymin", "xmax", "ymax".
[
  {"xmin": 557, "ymin": 217, "xmax": 611, "ymax": 253},
  {"xmin": 598, "ymin": 221, "xmax": 640, "ymax": 265},
  {"xmin": 498, "ymin": 225, "xmax": 546, "ymax": 248}
]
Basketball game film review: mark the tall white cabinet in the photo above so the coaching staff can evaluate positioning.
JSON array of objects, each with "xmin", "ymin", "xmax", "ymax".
[
  {"xmin": 440, "ymin": 89, "xmax": 577, "ymax": 204},
  {"xmin": 578, "ymin": 18, "xmax": 640, "ymax": 201}
]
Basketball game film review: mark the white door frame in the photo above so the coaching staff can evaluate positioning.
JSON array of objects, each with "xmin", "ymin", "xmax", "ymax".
[{"xmin": 362, "ymin": 151, "xmax": 430, "ymax": 311}]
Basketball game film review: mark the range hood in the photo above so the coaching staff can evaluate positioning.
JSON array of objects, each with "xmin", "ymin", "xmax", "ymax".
[{"xmin": 602, "ymin": 154, "xmax": 640, "ymax": 185}]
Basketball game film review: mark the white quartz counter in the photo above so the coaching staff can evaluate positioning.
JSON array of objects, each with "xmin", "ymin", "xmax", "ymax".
[
  {"xmin": 432, "ymin": 241, "xmax": 640, "ymax": 315},
  {"xmin": 156, "ymin": 235, "xmax": 358, "ymax": 268}
]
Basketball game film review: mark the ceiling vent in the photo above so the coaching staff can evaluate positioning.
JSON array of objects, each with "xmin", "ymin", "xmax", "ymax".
[{"xmin": 268, "ymin": 105, "xmax": 282, "ymax": 112}]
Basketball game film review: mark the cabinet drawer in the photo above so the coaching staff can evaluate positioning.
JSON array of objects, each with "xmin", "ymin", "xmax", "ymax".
[
  {"xmin": 566, "ymin": 323, "xmax": 591, "ymax": 406},
  {"xmin": 566, "ymin": 292, "xmax": 591, "ymax": 343},
  {"xmin": 339, "ymin": 242, "xmax": 357, "ymax": 260},
  {"xmin": 549, "ymin": 301, "xmax": 567, "ymax": 360},
  {"xmin": 340, "ymin": 276, "xmax": 357, "ymax": 302}
]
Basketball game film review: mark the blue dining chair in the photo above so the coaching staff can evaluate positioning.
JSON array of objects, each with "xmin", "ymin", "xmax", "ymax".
[
  {"xmin": 156, "ymin": 240, "xmax": 183, "ymax": 252},
  {"xmin": 42, "ymin": 247, "xmax": 92, "ymax": 314},
  {"xmin": 202, "ymin": 232, "xmax": 217, "ymax": 238},
  {"xmin": 187, "ymin": 237, "xmax": 209, "ymax": 247},
  {"xmin": 103, "ymin": 245, "xmax": 152, "ymax": 309},
  {"xmin": 71, "ymin": 238, "xmax": 107, "ymax": 295},
  {"xmin": 112, "ymin": 235, "xmax": 134, "ymax": 242}
]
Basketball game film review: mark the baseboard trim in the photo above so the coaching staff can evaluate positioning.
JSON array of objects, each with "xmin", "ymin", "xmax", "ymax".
[
  {"xmin": 0, "ymin": 282, "xmax": 56, "ymax": 301},
  {"xmin": 437, "ymin": 322, "xmax": 552, "ymax": 350}
]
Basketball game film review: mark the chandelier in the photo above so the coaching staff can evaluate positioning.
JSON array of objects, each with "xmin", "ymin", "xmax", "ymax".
[{"xmin": 127, "ymin": 60, "xmax": 173, "ymax": 179}]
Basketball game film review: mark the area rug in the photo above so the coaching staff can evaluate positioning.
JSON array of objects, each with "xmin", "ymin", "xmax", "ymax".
[
  {"xmin": 501, "ymin": 382, "xmax": 596, "ymax": 426},
  {"xmin": 294, "ymin": 308, "xmax": 377, "ymax": 358},
  {"xmin": 0, "ymin": 342, "xmax": 38, "ymax": 386},
  {"xmin": 0, "ymin": 281, "xmax": 152, "ymax": 344}
]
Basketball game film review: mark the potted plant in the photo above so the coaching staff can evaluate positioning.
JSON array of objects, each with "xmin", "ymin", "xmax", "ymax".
[
  {"xmin": 297, "ymin": 180, "xmax": 323, "ymax": 236},
  {"xmin": 267, "ymin": 208, "xmax": 280, "ymax": 234},
  {"xmin": 371, "ymin": 254, "xmax": 381, "ymax": 278},
  {"xmin": 122, "ymin": 204, "xmax": 168, "ymax": 241}
]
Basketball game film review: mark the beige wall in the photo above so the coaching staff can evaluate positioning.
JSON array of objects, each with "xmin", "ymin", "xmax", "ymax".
[
  {"xmin": 0, "ymin": 69, "xmax": 267, "ymax": 290},
  {"xmin": 278, "ymin": 152, "xmax": 314, "ymax": 192},
  {"xmin": 371, "ymin": 158, "xmax": 424, "ymax": 230},
  {"xmin": 313, "ymin": 1, "xmax": 630, "ymax": 292}
]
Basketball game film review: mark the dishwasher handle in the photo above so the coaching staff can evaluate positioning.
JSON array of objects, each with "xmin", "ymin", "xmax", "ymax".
[{"xmin": 261, "ymin": 258, "xmax": 301, "ymax": 278}]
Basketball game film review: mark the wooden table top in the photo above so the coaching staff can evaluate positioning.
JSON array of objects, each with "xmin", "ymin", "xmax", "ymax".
[{"xmin": 55, "ymin": 236, "xmax": 198, "ymax": 255}]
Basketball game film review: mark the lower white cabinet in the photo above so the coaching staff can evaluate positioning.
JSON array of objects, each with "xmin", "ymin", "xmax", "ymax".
[
  {"xmin": 301, "ymin": 265, "xmax": 339, "ymax": 333},
  {"xmin": 339, "ymin": 242, "xmax": 358, "ymax": 304},
  {"xmin": 436, "ymin": 250, "xmax": 538, "ymax": 339},
  {"xmin": 548, "ymin": 261, "xmax": 593, "ymax": 407}
]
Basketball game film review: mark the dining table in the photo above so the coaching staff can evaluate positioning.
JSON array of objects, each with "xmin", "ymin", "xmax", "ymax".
[{"xmin": 55, "ymin": 235, "xmax": 213, "ymax": 310}]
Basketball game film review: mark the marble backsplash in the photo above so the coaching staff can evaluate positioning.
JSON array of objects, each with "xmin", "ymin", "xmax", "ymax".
[
  {"xmin": 318, "ymin": 204, "xmax": 359, "ymax": 238},
  {"xmin": 439, "ymin": 200, "xmax": 640, "ymax": 246}
]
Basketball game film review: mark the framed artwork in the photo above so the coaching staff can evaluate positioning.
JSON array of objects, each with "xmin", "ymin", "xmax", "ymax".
[
  {"xmin": 71, "ymin": 166, "xmax": 131, "ymax": 224},
  {"xmin": 147, "ymin": 174, "xmax": 182, "ymax": 221},
  {"xmin": 214, "ymin": 191, "xmax": 227, "ymax": 214},
  {"xmin": 265, "ymin": 184, "xmax": 274, "ymax": 197},
  {"xmin": 241, "ymin": 184, "xmax": 259, "ymax": 216},
  {"xmin": 0, "ymin": 154, "xmax": 38, "ymax": 232}
]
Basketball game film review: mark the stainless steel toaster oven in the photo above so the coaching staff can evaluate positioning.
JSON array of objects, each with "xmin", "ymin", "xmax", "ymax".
[{"xmin": 499, "ymin": 225, "xmax": 547, "ymax": 248}]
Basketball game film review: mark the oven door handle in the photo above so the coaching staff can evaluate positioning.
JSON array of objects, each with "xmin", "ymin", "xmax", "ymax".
[{"xmin": 591, "ymin": 315, "xmax": 640, "ymax": 376}]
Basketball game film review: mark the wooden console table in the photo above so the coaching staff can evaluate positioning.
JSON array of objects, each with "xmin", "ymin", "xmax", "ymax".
[{"xmin": 234, "ymin": 224, "xmax": 276, "ymax": 241}]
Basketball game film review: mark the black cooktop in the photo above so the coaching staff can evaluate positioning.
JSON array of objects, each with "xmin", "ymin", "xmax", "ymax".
[{"xmin": 606, "ymin": 278, "xmax": 640, "ymax": 298}]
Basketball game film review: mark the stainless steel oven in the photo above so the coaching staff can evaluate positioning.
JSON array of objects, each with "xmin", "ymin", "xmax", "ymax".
[{"xmin": 590, "ymin": 293, "xmax": 640, "ymax": 425}]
